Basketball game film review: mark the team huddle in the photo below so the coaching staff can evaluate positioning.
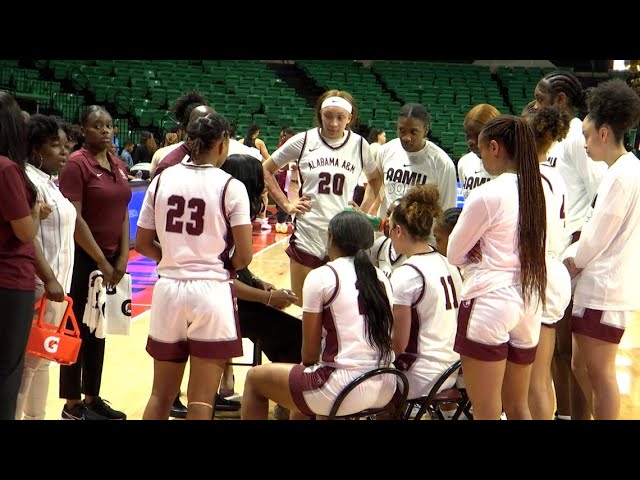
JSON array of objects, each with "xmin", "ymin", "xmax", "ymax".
[
  {"xmin": 133, "ymin": 73, "xmax": 640, "ymax": 421},
  {"xmin": 3, "ymin": 69, "xmax": 638, "ymax": 421}
]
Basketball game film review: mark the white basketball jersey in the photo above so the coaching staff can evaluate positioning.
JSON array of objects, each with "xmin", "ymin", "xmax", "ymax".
[
  {"xmin": 540, "ymin": 162, "xmax": 568, "ymax": 259},
  {"xmin": 457, "ymin": 151, "xmax": 494, "ymax": 200},
  {"xmin": 367, "ymin": 235, "xmax": 406, "ymax": 278},
  {"xmin": 547, "ymin": 118, "xmax": 607, "ymax": 245},
  {"xmin": 377, "ymin": 138, "xmax": 457, "ymax": 217},
  {"xmin": 271, "ymin": 128, "xmax": 374, "ymax": 258},
  {"xmin": 302, "ymin": 256, "xmax": 394, "ymax": 370},
  {"xmin": 540, "ymin": 163, "xmax": 572, "ymax": 322},
  {"xmin": 391, "ymin": 251, "xmax": 461, "ymax": 367},
  {"xmin": 137, "ymin": 160, "xmax": 250, "ymax": 281}
]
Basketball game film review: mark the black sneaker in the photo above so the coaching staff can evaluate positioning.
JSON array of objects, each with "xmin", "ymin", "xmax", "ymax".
[
  {"xmin": 214, "ymin": 394, "xmax": 241, "ymax": 412},
  {"xmin": 84, "ymin": 397, "xmax": 127, "ymax": 420},
  {"xmin": 61, "ymin": 403, "xmax": 110, "ymax": 420},
  {"xmin": 170, "ymin": 396, "xmax": 188, "ymax": 419},
  {"xmin": 273, "ymin": 404, "xmax": 290, "ymax": 420}
]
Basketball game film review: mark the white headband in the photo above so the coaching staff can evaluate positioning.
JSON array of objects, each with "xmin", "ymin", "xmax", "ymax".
[{"xmin": 321, "ymin": 96, "xmax": 353, "ymax": 113}]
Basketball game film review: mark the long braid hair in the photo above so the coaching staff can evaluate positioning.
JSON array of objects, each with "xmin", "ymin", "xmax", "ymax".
[
  {"xmin": 328, "ymin": 211, "xmax": 393, "ymax": 366},
  {"xmin": 480, "ymin": 116, "xmax": 547, "ymax": 306}
]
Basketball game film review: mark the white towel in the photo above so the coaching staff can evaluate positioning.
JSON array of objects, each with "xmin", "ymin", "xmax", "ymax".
[
  {"xmin": 83, "ymin": 270, "xmax": 105, "ymax": 337},
  {"xmin": 82, "ymin": 270, "xmax": 131, "ymax": 339},
  {"xmin": 104, "ymin": 273, "xmax": 132, "ymax": 336}
]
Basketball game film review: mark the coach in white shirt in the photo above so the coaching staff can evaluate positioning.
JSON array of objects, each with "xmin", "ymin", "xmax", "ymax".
[{"xmin": 16, "ymin": 115, "xmax": 77, "ymax": 420}]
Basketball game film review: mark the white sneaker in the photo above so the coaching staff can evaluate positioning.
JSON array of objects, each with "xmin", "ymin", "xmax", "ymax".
[{"xmin": 260, "ymin": 218, "xmax": 272, "ymax": 231}]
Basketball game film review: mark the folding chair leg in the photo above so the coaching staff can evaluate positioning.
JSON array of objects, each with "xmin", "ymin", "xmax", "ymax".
[{"xmin": 252, "ymin": 339, "xmax": 262, "ymax": 366}]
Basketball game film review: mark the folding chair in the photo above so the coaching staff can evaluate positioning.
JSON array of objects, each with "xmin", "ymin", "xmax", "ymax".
[
  {"xmin": 403, "ymin": 360, "xmax": 473, "ymax": 420},
  {"xmin": 327, "ymin": 367, "xmax": 409, "ymax": 420}
]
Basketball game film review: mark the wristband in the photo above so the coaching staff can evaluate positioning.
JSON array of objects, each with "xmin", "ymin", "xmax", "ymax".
[{"xmin": 266, "ymin": 290, "xmax": 274, "ymax": 306}]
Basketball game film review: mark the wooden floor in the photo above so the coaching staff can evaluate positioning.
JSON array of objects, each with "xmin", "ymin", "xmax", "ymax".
[{"xmin": 41, "ymin": 231, "xmax": 640, "ymax": 420}]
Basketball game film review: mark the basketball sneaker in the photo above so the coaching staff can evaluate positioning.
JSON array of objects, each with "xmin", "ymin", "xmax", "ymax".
[{"xmin": 84, "ymin": 396, "xmax": 127, "ymax": 420}]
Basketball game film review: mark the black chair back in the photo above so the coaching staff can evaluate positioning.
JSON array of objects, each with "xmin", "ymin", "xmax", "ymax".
[{"xmin": 327, "ymin": 367, "xmax": 409, "ymax": 420}]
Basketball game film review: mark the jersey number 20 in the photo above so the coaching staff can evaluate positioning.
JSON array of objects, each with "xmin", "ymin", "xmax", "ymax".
[
  {"xmin": 165, "ymin": 195, "xmax": 205, "ymax": 235},
  {"xmin": 318, "ymin": 172, "xmax": 345, "ymax": 195}
]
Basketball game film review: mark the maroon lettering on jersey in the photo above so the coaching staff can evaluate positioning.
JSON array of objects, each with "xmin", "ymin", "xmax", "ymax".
[
  {"xmin": 318, "ymin": 172, "xmax": 345, "ymax": 195},
  {"xmin": 165, "ymin": 195, "xmax": 206, "ymax": 236}
]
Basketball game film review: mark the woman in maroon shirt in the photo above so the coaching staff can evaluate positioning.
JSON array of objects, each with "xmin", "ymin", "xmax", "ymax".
[
  {"xmin": 58, "ymin": 105, "xmax": 131, "ymax": 420},
  {"xmin": 0, "ymin": 91, "xmax": 41, "ymax": 420}
]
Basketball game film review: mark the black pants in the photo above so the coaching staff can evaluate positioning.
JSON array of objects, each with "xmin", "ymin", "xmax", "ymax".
[
  {"xmin": 237, "ymin": 300, "xmax": 302, "ymax": 364},
  {"xmin": 0, "ymin": 288, "xmax": 35, "ymax": 420},
  {"xmin": 59, "ymin": 247, "xmax": 116, "ymax": 400}
]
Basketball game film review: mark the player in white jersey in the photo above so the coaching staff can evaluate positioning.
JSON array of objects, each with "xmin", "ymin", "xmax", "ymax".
[
  {"xmin": 136, "ymin": 113, "xmax": 253, "ymax": 420},
  {"xmin": 447, "ymin": 115, "xmax": 547, "ymax": 420},
  {"xmin": 533, "ymin": 71, "xmax": 608, "ymax": 420},
  {"xmin": 563, "ymin": 80, "xmax": 640, "ymax": 419},
  {"xmin": 262, "ymin": 90, "xmax": 382, "ymax": 305},
  {"xmin": 388, "ymin": 184, "xmax": 462, "ymax": 400},
  {"xmin": 457, "ymin": 104, "xmax": 501, "ymax": 200},
  {"xmin": 16, "ymin": 116, "xmax": 75, "ymax": 420},
  {"xmin": 156, "ymin": 104, "xmax": 260, "ymax": 411},
  {"xmin": 364, "ymin": 103, "xmax": 457, "ymax": 223},
  {"xmin": 523, "ymin": 106, "xmax": 573, "ymax": 420},
  {"xmin": 241, "ymin": 211, "xmax": 396, "ymax": 419},
  {"xmin": 534, "ymin": 72, "xmax": 608, "ymax": 248},
  {"xmin": 366, "ymin": 198, "xmax": 406, "ymax": 277}
]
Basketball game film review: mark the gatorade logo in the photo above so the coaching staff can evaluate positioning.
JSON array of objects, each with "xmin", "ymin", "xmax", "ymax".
[
  {"xmin": 121, "ymin": 300, "xmax": 132, "ymax": 317},
  {"xmin": 44, "ymin": 336, "xmax": 60, "ymax": 353}
]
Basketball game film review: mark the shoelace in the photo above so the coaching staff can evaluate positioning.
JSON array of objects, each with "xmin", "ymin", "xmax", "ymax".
[{"xmin": 89, "ymin": 397, "xmax": 114, "ymax": 410}]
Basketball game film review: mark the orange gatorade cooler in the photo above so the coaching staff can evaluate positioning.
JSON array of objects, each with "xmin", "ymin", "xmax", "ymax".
[{"xmin": 26, "ymin": 294, "xmax": 82, "ymax": 365}]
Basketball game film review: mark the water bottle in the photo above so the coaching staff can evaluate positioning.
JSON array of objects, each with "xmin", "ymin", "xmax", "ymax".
[
  {"xmin": 456, "ymin": 181, "xmax": 465, "ymax": 209},
  {"xmin": 135, "ymin": 170, "xmax": 143, "ymax": 180},
  {"xmin": 343, "ymin": 207, "xmax": 386, "ymax": 232}
]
